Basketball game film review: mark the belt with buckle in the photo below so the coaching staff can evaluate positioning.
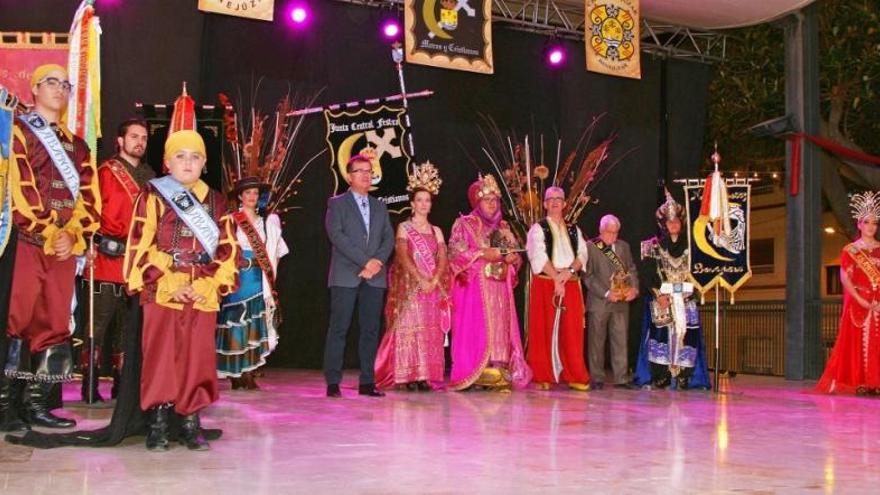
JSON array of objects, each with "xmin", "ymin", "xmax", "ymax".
[
  {"xmin": 95, "ymin": 233, "xmax": 127, "ymax": 257},
  {"xmin": 171, "ymin": 251, "xmax": 211, "ymax": 267}
]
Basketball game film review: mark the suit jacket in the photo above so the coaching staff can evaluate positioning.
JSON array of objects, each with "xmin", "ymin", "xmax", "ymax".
[
  {"xmin": 583, "ymin": 238, "xmax": 639, "ymax": 314},
  {"xmin": 325, "ymin": 190, "xmax": 394, "ymax": 288}
]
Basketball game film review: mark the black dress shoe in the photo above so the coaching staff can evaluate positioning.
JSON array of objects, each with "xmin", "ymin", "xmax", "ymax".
[
  {"xmin": 614, "ymin": 383, "xmax": 638, "ymax": 390},
  {"xmin": 326, "ymin": 384, "xmax": 341, "ymax": 398},
  {"xmin": 145, "ymin": 405, "xmax": 171, "ymax": 452},
  {"xmin": 591, "ymin": 382, "xmax": 605, "ymax": 391},
  {"xmin": 416, "ymin": 381, "xmax": 432, "ymax": 392},
  {"xmin": 358, "ymin": 384, "xmax": 385, "ymax": 397},
  {"xmin": 23, "ymin": 382, "xmax": 76, "ymax": 428}
]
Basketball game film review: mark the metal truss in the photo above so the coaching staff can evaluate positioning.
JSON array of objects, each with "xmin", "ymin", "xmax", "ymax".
[{"xmin": 333, "ymin": 0, "xmax": 727, "ymax": 63}]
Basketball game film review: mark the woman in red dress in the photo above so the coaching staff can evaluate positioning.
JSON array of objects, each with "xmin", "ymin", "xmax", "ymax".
[{"xmin": 818, "ymin": 191, "xmax": 880, "ymax": 395}]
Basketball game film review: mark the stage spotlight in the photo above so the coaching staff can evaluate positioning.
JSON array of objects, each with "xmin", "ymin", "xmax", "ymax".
[
  {"xmin": 382, "ymin": 20, "xmax": 400, "ymax": 39},
  {"xmin": 289, "ymin": 3, "xmax": 310, "ymax": 25},
  {"xmin": 546, "ymin": 46, "xmax": 566, "ymax": 67}
]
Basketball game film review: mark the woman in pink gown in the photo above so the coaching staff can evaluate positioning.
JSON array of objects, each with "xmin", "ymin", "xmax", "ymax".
[
  {"xmin": 818, "ymin": 191, "xmax": 880, "ymax": 395},
  {"xmin": 374, "ymin": 163, "xmax": 450, "ymax": 390},
  {"xmin": 447, "ymin": 175, "xmax": 531, "ymax": 391}
]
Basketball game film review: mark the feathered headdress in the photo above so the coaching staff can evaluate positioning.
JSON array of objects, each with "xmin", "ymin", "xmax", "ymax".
[
  {"xmin": 219, "ymin": 85, "xmax": 324, "ymax": 215},
  {"xmin": 850, "ymin": 191, "xmax": 880, "ymax": 222},
  {"xmin": 407, "ymin": 160, "xmax": 442, "ymax": 195}
]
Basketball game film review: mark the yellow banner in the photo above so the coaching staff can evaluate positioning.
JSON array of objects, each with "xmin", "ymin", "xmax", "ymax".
[
  {"xmin": 585, "ymin": 0, "xmax": 641, "ymax": 79},
  {"xmin": 198, "ymin": 0, "xmax": 274, "ymax": 21}
]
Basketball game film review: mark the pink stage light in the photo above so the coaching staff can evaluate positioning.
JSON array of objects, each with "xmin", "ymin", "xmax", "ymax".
[
  {"xmin": 382, "ymin": 21, "xmax": 401, "ymax": 39},
  {"xmin": 547, "ymin": 47, "xmax": 566, "ymax": 66},
  {"xmin": 289, "ymin": 3, "xmax": 309, "ymax": 25}
]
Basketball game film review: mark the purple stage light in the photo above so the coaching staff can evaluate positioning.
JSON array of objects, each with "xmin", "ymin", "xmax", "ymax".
[
  {"xmin": 547, "ymin": 47, "xmax": 566, "ymax": 66},
  {"xmin": 382, "ymin": 21, "xmax": 400, "ymax": 39},
  {"xmin": 289, "ymin": 3, "xmax": 309, "ymax": 25}
]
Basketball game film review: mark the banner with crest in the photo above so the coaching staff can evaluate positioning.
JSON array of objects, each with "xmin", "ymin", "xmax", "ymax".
[
  {"xmin": 585, "ymin": 0, "xmax": 641, "ymax": 79},
  {"xmin": 324, "ymin": 105, "xmax": 411, "ymax": 214},
  {"xmin": 198, "ymin": 0, "xmax": 274, "ymax": 21},
  {"xmin": 684, "ymin": 182, "xmax": 752, "ymax": 301},
  {"xmin": 404, "ymin": 0, "xmax": 493, "ymax": 74}
]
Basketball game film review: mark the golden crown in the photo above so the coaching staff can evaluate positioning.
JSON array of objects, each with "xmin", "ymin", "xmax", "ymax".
[
  {"xmin": 359, "ymin": 145, "xmax": 378, "ymax": 161},
  {"xmin": 407, "ymin": 160, "xmax": 443, "ymax": 195},
  {"xmin": 476, "ymin": 174, "xmax": 501, "ymax": 199},
  {"xmin": 850, "ymin": 191, "xmax": 880, "ymax": 221}
]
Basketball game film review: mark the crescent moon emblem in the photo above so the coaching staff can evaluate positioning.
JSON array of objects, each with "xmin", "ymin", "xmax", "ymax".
[
  {"xmin": 337, "ymin": 132, "xmax": 364, "ymax": 185},
  {"xmin": 693, "ymin": 215, "xmax": 734, "ymax": 262},
  {"xmin": 423, "ymin": 0, "xmax": 452, "ymax": 40}
]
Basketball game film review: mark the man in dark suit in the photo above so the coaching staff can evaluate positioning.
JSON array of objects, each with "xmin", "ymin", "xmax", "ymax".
[
  {"xmin": 323, "ymin": 153, "xmax": 394, "ymax": 398},
  {"xmin": 583, "ymin": 214, "xmax": 639, "ymax": 389}
]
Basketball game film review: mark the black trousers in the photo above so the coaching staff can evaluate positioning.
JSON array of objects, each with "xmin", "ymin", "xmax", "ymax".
[{"xmin": 323, "ymin": 283, "xmax": 385, "ymax": 386}]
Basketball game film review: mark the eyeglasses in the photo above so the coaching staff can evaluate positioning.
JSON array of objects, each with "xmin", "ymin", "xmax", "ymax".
[
  {"xmin": 38, "ymin": 77, "xmax": 73, "ymax": 92},
  {"xmin": 350, "ymin": 168, "xmax": 373, "ymax": 176}
]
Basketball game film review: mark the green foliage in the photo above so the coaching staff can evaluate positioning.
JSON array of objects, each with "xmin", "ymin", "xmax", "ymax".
[{"xmin": 705, "ymin": 0, "xmax": 880, "ymax": 168}]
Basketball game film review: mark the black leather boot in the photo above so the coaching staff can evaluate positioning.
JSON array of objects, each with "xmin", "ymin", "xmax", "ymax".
[
  {"xmin": 145, "ymin": 405, "xmax": 171, "ymax": 451},
  {"xmin": 80, "ymin": 345, "xmax": 104, "ymax": 403},
  {"xmin": 22, "ymin": 381, "xmax": 76, "ymax": 428},
  {"xmin": 180, "ymin": 413, "xmax": 210, "ymax": 451},
  {"xmin": 0, "ymin": 376, "xmax": 29, "ymax": 432}
]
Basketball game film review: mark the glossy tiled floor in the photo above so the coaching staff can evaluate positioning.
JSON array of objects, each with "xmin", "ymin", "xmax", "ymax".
[{"xmin": 1, "ymin": 371, "xmax": 878, "ymax": 494}]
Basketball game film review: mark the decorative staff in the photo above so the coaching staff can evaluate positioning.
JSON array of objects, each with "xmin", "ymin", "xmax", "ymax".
[{"xmin": 551, "ymin": 294, "xmax": 565, "ymax": 383}]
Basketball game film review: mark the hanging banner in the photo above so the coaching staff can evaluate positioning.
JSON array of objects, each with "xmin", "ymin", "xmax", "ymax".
[
  {"xmin": 0, "ymin": 32, "xmax": 70, "ymax": 102},
  {"xmin": 198, "ymin": 0, "xmax": 274, "ymax": 21},
  {"xmin": 684, "ymin": 182, "xmax": 752, "ymax": 301},
  {"xmin": 585, "ymin": 0, "xmax": 641, "ymax": 79},
  {"xmin": 404, "ymin": 0, "xmax": 493, "ymax": 74},
  {"xmin": 324, "ymin": 105, "xmax": 412, "ymax": 214}
]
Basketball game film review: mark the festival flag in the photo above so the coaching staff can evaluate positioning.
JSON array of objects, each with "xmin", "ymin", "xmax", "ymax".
[
  {"xmin": 67, "ymin": 0, "xmax": 102, "ymax": 170},
  {"xmin": 169, "ymin": 82, "xmax": 197, "ymax": 134},
  {"xmin": 404, "ymin": 0, "xmax": 494, "ymax": 74},
  {"xmin": 198, "ymin": 0, "xmax": 275, "ymax": 21},
  {"xmin": 324, "ymin": 105, "xmax": 412, "ymax": 214},
  {"xmin": 585, "ymin": 0, "xmax": 641, "ymax": 79}
]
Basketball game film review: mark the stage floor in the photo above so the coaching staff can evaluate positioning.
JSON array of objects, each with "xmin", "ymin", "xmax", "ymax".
[{"xmin": 1, "ymin": 371, "xmax": 878, "ymax": 494}]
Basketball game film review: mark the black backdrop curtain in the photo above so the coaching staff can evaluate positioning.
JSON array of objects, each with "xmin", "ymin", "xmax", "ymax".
[{"xmin": 0, "ymin": 0, "xmax": 709, "ymax": 369}]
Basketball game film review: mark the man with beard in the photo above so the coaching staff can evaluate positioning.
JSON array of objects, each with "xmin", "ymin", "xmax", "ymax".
[{"xmin": 80, "ymin": 118, "xmax": 155, "ymax": 402}]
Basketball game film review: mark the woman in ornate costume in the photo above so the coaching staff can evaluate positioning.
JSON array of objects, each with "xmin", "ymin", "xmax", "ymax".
[
  {"xmin": 217, "ymin": 176, "xmax": 289, "ymax": 390},
  {"xmin": 447, "ymin": 175, "xmax": 531, "ymax": 391},
  {"xmin": 817, "ymin": 191, "xmax": 880, "ymax": 395},
  {"xmin": 374, "ymin": 162, "xmax": 449, "ymax": 391},
  {"xmin": 634, "ymin": 191, "xmax": 711, "ymax": 390}
]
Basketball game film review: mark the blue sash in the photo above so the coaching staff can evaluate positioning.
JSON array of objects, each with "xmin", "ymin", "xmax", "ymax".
[
  {"xmin": 0, "ymin": 89, "xmax": 13, "ymax": 255},
  {"xmin": 17, "ymin": 112, "xmax": 79, "ymax": 198},
  {"xmin": 150, "ymin": 176, "xmax": 219, "ymax": 257}
]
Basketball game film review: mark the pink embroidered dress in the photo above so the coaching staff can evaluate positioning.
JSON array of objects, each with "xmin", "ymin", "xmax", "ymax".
[
  {"xmin": 374, "ymin": 222, "xmax": 450, "ymax": 389},
  {"xmin": 447, "ymin": 214, "xmax": 532, "ymax": 390}
]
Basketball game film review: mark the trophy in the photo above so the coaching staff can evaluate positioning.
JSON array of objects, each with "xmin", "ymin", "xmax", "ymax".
[{"xmin": 610, "ymin": 271, "xmax": 631, "ymax": 300}]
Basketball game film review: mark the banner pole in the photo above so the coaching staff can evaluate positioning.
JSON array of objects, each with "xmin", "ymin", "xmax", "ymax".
[
  {"xmin": 714, "ymin": 283, "xmax": 720, "ymax": 392},
  {"xmin": 391, "ymin": 42, "xmax": 417, "ymax": 160}
]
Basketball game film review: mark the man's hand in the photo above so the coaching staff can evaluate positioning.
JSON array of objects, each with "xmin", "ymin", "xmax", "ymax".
[
  {"xmin": 554, "ymin": 280, "xmax": 566, "ymax": 298},
  {"xmin": 365, "ymin": 258, "xmax": 383, "ymax": 273},
  {"xmin": 503, "ymin": 253, "xmax": 518, "ymax": 265},
  {"xmin": 482, "ymin": 248, "xmax": 502, "ymax": 261},
  {"xmin": 606, "ymin": 292, "xmax": 619, "ymax": 303},
  {"xmin": 625, "ymin": 287, "xmax": 638, "ymax": 302},
  {"xmin": 53, "ymin": 230, "xmax": 74, "ymax": 261},
  {"xmin": 172, "ymin": 285, "xmax": 196, "ymax": 303}
]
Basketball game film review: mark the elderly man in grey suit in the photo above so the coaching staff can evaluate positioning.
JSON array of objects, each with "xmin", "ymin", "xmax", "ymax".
[
  {"xmin": 324, "ymin": 153, "xmax": 394, "ymax": 398},
  {"xmin": 583, "ymin": 214, "xmax": 639, "ymax": 390}
]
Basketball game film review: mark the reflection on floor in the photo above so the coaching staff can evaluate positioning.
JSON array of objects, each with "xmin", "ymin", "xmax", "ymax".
[{"xmin": 1, "ymin": 371, "xmax": 878, "ymax": 494}]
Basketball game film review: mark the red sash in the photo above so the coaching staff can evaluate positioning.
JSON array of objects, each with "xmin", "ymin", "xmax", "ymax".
[
  {"xmin": 232, "ymin": 211, "xmax": 277, "ymax": 292},
  {"xmin": 104, "ymin": 158, "xmax": 141, "ymax": 200}
]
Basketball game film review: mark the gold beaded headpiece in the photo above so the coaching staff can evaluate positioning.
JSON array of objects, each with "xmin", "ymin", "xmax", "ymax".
[
  {"xmin": 850, "ymin": 191, "xmax": 880, "ymax": 222},
  {"xmin": 407, "ymin": 161, "xmax": 442, "ymax": 195}
]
